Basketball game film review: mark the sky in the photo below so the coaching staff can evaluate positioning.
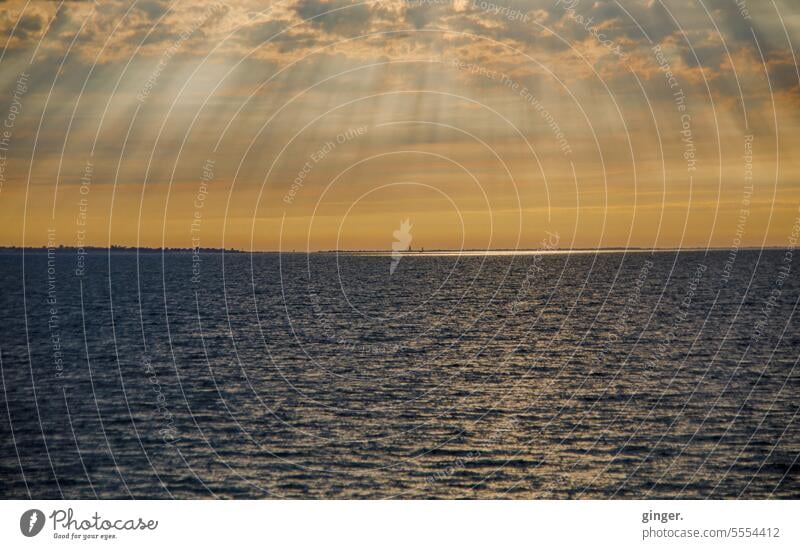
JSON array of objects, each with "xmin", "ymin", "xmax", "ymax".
[{"xmin": 0, "ymin": 0, "xmax": 798, "ymax": 251}]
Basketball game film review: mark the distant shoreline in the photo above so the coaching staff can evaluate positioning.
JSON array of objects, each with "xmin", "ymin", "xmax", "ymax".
[{"xmin": 0, "ymin": 246, "xmax": 789, "ymax": 255}]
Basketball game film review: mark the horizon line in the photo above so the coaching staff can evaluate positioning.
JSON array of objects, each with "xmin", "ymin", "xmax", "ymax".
[{"xmin": 0, "ymin": 245, "xmax": 788, "ymax": 254}]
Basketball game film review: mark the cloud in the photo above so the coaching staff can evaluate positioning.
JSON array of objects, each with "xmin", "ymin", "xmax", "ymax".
[
  {"xmin": 293, "ymin": 0, "xmax": 375, "ymax": 37},
  {"xmin": 14, "ymin": 12, "xmax": 45, "ymax": 39},
  {"xmin": 136, "ymin": 0, "xmax": 171, "ymax": 21}
]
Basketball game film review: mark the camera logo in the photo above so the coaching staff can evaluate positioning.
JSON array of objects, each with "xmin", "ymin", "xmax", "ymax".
[{"xmin": 20, "ymin": 509, "xmax": 45, "ymax": 537}]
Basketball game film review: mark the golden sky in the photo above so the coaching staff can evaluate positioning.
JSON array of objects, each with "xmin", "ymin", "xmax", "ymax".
[{"xmin": 0, "ymin": 0, "xmax": 799, "ymax": 250}]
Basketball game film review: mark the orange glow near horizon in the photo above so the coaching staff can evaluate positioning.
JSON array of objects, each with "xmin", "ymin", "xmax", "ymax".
[{"xmin": 0, "ymin": 0, "xmax": 798, "ymax": 251}]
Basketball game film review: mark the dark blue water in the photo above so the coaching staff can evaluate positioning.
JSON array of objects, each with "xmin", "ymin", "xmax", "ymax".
[{"xmin": 1, "ymin": 249, "xmax": 798, "ymax": 498}]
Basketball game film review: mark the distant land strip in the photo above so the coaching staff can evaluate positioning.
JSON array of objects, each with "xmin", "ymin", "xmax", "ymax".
[{"xmin": 0, "ymin": 246, "xmax": 790, "ymax": 254}]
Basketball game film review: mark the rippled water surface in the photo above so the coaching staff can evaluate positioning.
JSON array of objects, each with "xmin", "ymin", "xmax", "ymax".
[{"xmin": 1, "ymin": 250, "xmax": 798, "ymax": 498}]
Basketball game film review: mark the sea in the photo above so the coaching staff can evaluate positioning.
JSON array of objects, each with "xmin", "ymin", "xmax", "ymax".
[{"xmin": 0, "ymin": 249, "xmax": 798, "ymax": 498}]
